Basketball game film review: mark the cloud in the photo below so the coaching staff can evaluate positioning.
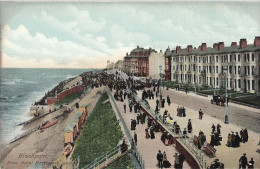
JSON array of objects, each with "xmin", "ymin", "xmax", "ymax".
[
  {"xmin": 2, "ymin": 25, "xmax": 110, "ymax": 68},
  {"xmin": 110, "ymin": 25, "xmax": 151, "ymax": 46}
]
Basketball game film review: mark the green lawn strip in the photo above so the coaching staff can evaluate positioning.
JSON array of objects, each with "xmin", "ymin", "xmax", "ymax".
[
  {"xmin": 231, "ymin": 95, "xmax": 260, "ymax": 106},
  {"xmin": 72, "ymin": 91, "xmax": 124, "ymax": 168},
  {"xmin": 105, "ymin": 153, "xmax": 134, "ymax": 169},
  {"xmin": 54, "ymin": 92, "xmax": 83, "ymax": 105}
]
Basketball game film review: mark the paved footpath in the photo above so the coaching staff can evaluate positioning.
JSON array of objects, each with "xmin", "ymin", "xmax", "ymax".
[
  {"xmin": 112, "ymin": 91, "xmax": 191, "ymax": 169},
  {"xmin": 138, "ymin": 88, "xmax": 260, "ymax": 168}
]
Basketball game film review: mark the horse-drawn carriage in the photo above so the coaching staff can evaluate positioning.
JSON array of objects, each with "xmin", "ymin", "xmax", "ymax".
[{"xmin": 211, "ymin": 95, "xmax": 229, "ymax": 106}]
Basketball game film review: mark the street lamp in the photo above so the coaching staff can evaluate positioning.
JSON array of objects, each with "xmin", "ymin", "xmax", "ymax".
[
  {"xmin": 223, "ymin": 66, "xmax": 229, "ymax": 124},
  {"xmin": 159, "ymin": 65, "xmax": 162, "ymax": 100}
]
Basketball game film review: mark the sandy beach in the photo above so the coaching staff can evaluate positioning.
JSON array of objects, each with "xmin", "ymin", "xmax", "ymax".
[{"xmin": 0, "ymin": 80, "xmax": 104, "ymax": 169}]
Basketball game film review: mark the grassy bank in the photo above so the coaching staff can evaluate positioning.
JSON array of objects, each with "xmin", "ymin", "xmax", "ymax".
[
  {"xmin": 105, "ymin": 154, "xmax": 134, "ymax": 169},
  {"xmin": 72, "ymin": 91, "xmax": 124, "ymax": 168},
  {"xmin": 54, "ymin": 92, "xmax": 83, "ymax": 105}
]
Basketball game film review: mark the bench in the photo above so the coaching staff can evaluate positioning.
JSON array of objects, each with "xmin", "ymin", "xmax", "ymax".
[
  {"xmin": 203, "ymin": 143, "xmax": 216, "ymax": 157},
  {"xmin": 193, "ymin": 135, "xmax": 198, "ymax": 147}
]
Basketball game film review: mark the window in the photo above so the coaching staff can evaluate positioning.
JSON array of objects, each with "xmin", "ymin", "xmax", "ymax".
[
  {"xmin": 229, "ymin": 55, "xmax": 232, "ymax": 62},
  {"xmin": 248, "ymin": 80, "xmax": 250, "ymax": 90},
  {"xmin": 244, "ymin": 54, "xmax": 246, "ymax": 62},
  {"xmin": 234, "ymin": 66, "xmax": 236, "ymax": 74},
  {"xmin": 199, "ymin": 57, "xmax": 201, "ymax": 63},
  {"xmin": 216, "ymin": 56, "xmax": 218, "ymax": 62},
  {"xmin": 216, "ymin": 66, "xmax": 218, "ymax": 73},
  {"xmin": 252, "ymin": 66, "xmax": 255, "ymax": 75},
  {"xmin": 234, "ymin": 54, "xmax": 236, "ymax": 62},
  {"xmin": 221, "ymin": 66, "xmax": 223, "ymax": 74},
  {"xmin": 252, "ymin": 80, "xmax": 255, "ymax": 90},
  {"xmin": 185, "ymin": 65, "xmax": 186, "ymax": 71},
  {"xmin": 238, "ymin": 54, "xmax": 240, "ymax": 62},
  {"xmin": 216, "ymin": 77, "xmax": 218, "ymax": 86},
  {"xmin": 247, "ymin": 54, "xmax": 250, "ymax": 62},
  {"xmin": 229, "ymin": 66, "xmax": 232, "ymax": 74},
  {"xmin": 244, "ymin": 66, "xmax": 247, "ymax": 75},
  {"xmin": 238, "ymin": 66, "xmax": 241, "ymax": 75},
  {"xmin": 235, "ymin": 79, "xmax": 237, "ymax": 88},
  {"xmin": 230, "ymin": 80, "xmax": 232, "ymax": 88},
  {"xmin": 221, "ymin": 56, "xmax": 223, "ymax": 62},
  {"xmin": 252, "ymin": 54, "xmax": 254, "ymax": 61},
  {"xmin": 238, "ymin": 79, "xmax": 241, "ymax": 88},
  {"xmin": 248, "ymin": 66, "xmax": 250, "ymax": 75}
]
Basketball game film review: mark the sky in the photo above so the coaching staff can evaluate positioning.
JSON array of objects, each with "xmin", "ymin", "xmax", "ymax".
[{"xmin": 0, "ymin": 1, "xmax": 260, "ymax": 68}]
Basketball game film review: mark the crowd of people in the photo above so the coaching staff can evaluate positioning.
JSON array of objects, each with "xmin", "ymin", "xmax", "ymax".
[{"xmin": 226, "ymin": 128, "xmax": 248, "ymax": 148}]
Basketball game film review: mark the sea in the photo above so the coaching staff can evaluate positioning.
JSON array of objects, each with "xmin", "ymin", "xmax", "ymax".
[{"xmin": 0, "ymin": 68, "xmax": 96, "ymax": 149}]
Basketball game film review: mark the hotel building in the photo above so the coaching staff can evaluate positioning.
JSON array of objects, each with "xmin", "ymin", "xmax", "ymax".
[{"xmin": 169, "ymin": 37, "xmax": 260, "ymax": 93}]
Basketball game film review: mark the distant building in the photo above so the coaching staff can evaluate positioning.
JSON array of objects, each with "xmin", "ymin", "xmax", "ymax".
[
  {"xmin": 123, "ymin": 46, "xmax": 165, "ymax": 78},
  {"xmin": 169, "ymin": 37, "xmax": 260, "ymax": 93}
]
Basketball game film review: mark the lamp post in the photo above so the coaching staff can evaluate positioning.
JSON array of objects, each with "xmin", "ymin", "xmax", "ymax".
[
  {"xmin": 223, "ymin": 66, "xmax": 229, "ymax": 124},
  {"xmin": 159, "ymin": 65, "xmax": 162, "ymax": 100}
]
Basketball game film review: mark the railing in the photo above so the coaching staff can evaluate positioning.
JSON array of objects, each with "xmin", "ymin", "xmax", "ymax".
[
  {"xmin": 128, "ymin": 88, "xmax": 210, "ymax": 169},
  {"xmin": 177, "ymin": 133, "xmax": 209, "ymax": 169},
  {"xmin": 81, "ymin": 144, "xmax": 126, "ymax": 169},
  {"xmin": 106, "ymin": 86, "xmax": 144, "ymax": 169}
]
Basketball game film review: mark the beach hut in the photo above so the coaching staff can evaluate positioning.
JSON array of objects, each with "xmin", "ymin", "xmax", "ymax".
[
  {"xmin": 79, "ymin": 104, "xmax": 88, "ymax": 116},
  {"xmin": 64, "ymin": 122, "xmax": 75, "ymax": 146}
]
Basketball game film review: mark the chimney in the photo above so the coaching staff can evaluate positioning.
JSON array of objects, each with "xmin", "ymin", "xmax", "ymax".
[
  {"xmin": 231, "ymin": 42, "xmax": 237, "ymax": 47},
  {"xmin": 254, "ymin": 36, "xmax": 260, "ymax": 47},
  {"xmin": 239, "ymin": 39, "xmax": 247, "ymax": 49},
  {"xmin": 218, "ymin": 42, "xmax": 224, "ymax": 51},
  {"xmin": 213, "ymin": 43, "xmax": 219, "ymax": 49},
  {"xmin": 201, "ymin": 43, "xmax": 207, "ymax": 52},
  {"xmin": 126, "ymin": 52, "xmax": 128, "ymax": 56},
  {"xmin": 187, "ymin": 45, "xmax": 193, "ymax": 52},
  {"xmin": 137, "ymin": 45, "xmax": 139, "ymax": 49},
  {"xmin": 176, "ymin": 46, "xmax": 181, "ymax": 54}
]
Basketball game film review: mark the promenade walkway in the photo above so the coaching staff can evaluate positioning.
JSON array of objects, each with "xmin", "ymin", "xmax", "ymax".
[
  {"xmin": 138, "ymin": 88, "xmax": 260, "ymax": 168},
  {"xmin": 112, "ymin": 91, "xmax": 191, "ymax": 169}
]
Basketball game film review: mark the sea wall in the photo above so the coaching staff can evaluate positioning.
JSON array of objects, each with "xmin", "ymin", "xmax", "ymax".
[{"xmin": 46, "ymin": 85, "xmax": 85, "ymax": 105}]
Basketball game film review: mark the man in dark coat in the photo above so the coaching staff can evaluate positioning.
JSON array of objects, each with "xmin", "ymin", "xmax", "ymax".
[
  {"xmin": 212, "ymin": 124, "xmax": 216, "ymax": 133},
  {"xmin": 179, "ymin": 152, "xmax": 185, "ymax": 169},
  {"xmin": 239, "ymin": 153, "xmax": 248, "ymax": 169},
  {"xmin": 167, "ymin": 95, "xmax": 171, "ymax": 106},
  {"xmin": 134, "ymin": 132, "xmax": 137, "ymax": 146},
  {"xmin": 199, "ymin": 109, "xmax": 203, "ymax": 119},
  {"xmin": 157, "ymin": 150, "xmax": 163, "ymax": 169},
  {"xmin": 124, "ymin": 103, "xmax": 126, "ymax": 113}
]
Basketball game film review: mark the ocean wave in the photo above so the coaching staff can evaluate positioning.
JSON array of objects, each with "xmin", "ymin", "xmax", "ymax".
[
  {"xmin": 21, "ymin": 80, "xmax": 38, "ymax": 84},
  {"xmin": 1, "ymin": 81, "xmax": 16, "ymax": 85}
]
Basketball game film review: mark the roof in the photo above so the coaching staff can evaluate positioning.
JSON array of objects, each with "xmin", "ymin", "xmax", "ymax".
[
  {"xmin": 80, "ymin": 104, "xmax": 87, "ymax": 108},
  {"xmin": 125, "ymin": 46, "xmax": 157, "ymax": 58},
  {"xmin": 171, "ymin": 44, "xmax": 260, "ymax": 57},
  {"xmin": 64, "ymin": 111, "xmax": 83, "ymax": 132}
]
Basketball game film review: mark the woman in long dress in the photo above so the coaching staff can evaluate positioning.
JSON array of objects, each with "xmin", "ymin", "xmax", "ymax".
[
  {"xmin": 163, "ymin": 151, "xmax": 171, "ymax": 168},
  {"xmin": 145, "ymin": 129, "xmax": 150, "ymax": 139}
]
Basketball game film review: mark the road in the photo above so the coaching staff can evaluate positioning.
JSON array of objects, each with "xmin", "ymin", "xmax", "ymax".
[{"xmin": 160, "ymin": 88, "xmax": 260, "ymax": 134}]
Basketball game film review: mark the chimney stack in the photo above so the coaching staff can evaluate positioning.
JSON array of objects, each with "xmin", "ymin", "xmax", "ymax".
[
  {"xmin": 239, "ymin": 39, "xmax": 247, "ymax": 49},
  {"xmin": 231, "ymin": 42, "xmax": 237, "ymax": 47},
  {"xmin": 218, "ymin": 42, "xmax": 224, "ymax": 51},
  {"xmin": 176, "ymin": 46, "xmax": 181, "ymax": 54},
  {"xmin": 213, "ymin": 43, "xmax": 219, "ymax": 49},
  {"xmin": 187, "ymin": 45, "xmax": 193, "ymax": 52},
  {"xmin": 254, "ymin": 36, "xmax": 260, "ymax": 47},
  {"xmin": 201, "ymin": 43, "xmax": 207, "ymax": 52}
]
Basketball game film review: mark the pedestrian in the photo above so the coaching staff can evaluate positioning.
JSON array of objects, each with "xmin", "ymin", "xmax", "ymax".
[
  {"xmin": 227, "ymin": 133, "xmax": 232, "ymax": 147},
  {"xmin": 188, "ymin": 119, "xmax": 192, "ymax": 133},
  {"xmin": 212, "ymin": 124, "xmax": 216, "ymax": 133},
  {"xmin": 167, "ymin": 95, "xmax": 171, "ymax": 106},
  {"xmin": 163, "ymin": 151, "xmax": 171, "ymax": 168},
  {"xmin": 145, "ymin": 128, "xmax": 150, "ymax": 139},
  {"xmin": 239, "ymin": 153, "xmax": 248, "ymax": 169},
  {"xmin": 157, "ymin": 150, "xmax": 163, "ymax": 169},
  {"xmin": 179, "ymin": 152, "xmax": 185, "ymax": 169},
  {"xmin": 124, "ymin": 103, "xmax": 126, "ymax": 113},
  {"xmin": 248, "ymin": 158, "xmax": 254, "ymax": 169},
  {"xmin": 174, "ymin": 153, "xmax": 180, "ymax": 169},
  {"xmin": 199, "ymin": 109, "xmax": 203, "ymax": 119},
  {"xmin": 217, "ymin": 124, "xmax": 221, "ymax": 134},
  {"xmin": 134, "ymin": 132, "xmax": 137, "ymax": 146}
]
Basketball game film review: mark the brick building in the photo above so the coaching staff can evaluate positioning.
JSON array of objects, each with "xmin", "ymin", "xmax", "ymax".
[
  {"xmin": 123, "ymin": 46, "xmax": 165, "ymax": 78},
  {"xmin": 169, "ymin": 37, "xmax": 260, "ymax": 93}
]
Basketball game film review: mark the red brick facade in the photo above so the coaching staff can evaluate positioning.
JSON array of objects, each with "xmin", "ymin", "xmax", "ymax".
[
  {"xmin": 165, "ymin": 56, "xmax": 171, "ymax": 81},
  {"xmin": 46, "ymin": 85, "xmax": 85, "ymax": 105}
]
